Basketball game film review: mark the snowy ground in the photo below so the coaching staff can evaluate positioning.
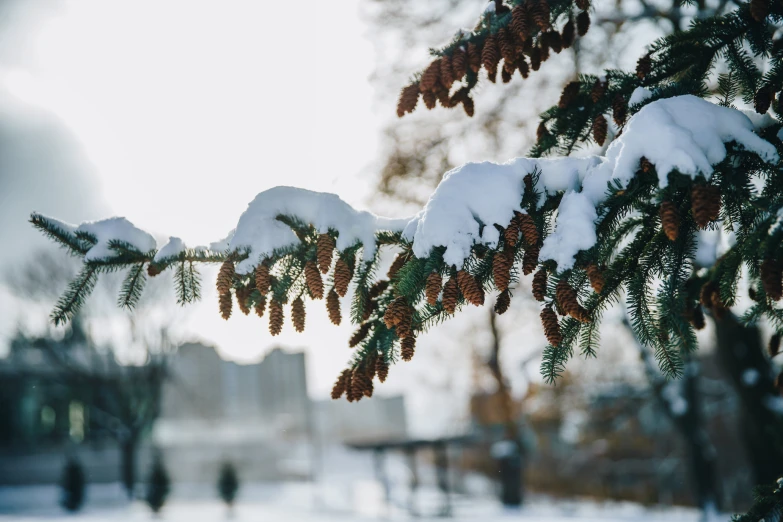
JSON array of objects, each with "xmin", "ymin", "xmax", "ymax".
[{"xmin": 0, "ymin": 481, "xmax": 728, "ymax": 521}]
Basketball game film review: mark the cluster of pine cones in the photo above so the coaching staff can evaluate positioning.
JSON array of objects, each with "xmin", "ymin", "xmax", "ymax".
[
  {"xmin": 397, "ymin": 0, "xmax": 592, "ymax": 118},
  {"xmin": 657, "ymin": 182, "xmax": 722, "ymax": 244}
]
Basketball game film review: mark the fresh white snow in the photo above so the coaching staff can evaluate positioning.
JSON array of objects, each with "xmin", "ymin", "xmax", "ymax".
[
  {"xmin": 153, "ymin": 236, "xmax": 186, "ymax": 262},
  {"xmin": 43, "ymin": 215, "xmax": 157, "ymax": 262},
  {"xmin": 628, "ymin": 87, "xmax": 653, "ymax": 106}
]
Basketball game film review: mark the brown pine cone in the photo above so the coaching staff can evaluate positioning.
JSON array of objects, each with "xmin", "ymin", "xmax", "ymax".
[
  {"xmin": 442, "ymin": 276, "xmax": 460, "ymax": 314},
  {"xmin": 762, "ymin": 258, "xmax": 783, "ymax": 300},
  {"xmin": 493, "ymin": 250, "xmax": 513, "ymax": 292},
  {"xmin": 291, "ymin": 297, "xmax": 306, "ymax": 332},
  {"xmin": 505, "ymin": 214, "xmax": 520, "ymax": 247},
  {"xmin": 691, "ymin": 184, "xmax": 721, "ymax": 229},
  {"xmin": 770, "ymin": 333, "xmax": 781, "ymax": 357},
  {"xmin": 576, "ymin": 11, "xmax": 591, "ymax": 36},
  {"xmin": 217, "ymin": 260, "xmax": 235, "ymax": 295},
  {"xmin": 401, "ymin": 336, "xmax": 416, "ymax": 361},
  {"xmin": 452, "ymin": 48, "xmax": 467, "ymax": 81},
  {"xmin": 518, "ymin": 213, "xmax": 539, "ymax": 246},
  {"xmin": 751, "ymin": 0, "xmax": 770, "ymax": 21},
  {"xmin": 576, "ymin": 0, "xmax": 590, "ymax": 9},
  {"xmin": 659, "ymin": 201, "xmax": 680, "ymax": 241},
  {"xmin": 331, "ymin": 369, "xmax": 351, "ymax": 400},
  {"xmin": 305, "ymin": 261, "xmax": 324, "ymax": 299},
  {"xmin": 316, "ymin": 233, "xmax": 335, "ymax": 274},
  {"xmin": 592, "ymin": 115, "xmax": 608, "ymax": 146},
  {"xmin": 532, "ymin": 268, "xmax": 547, "ymax": 301},
  {"xmin": 269, "ymin": 299, "xmax": 284, "ymax": 336},
  {"xmin": 482, "ymin": 34, "xmax": 500, "ymax": 78},
  {"xmin": 396, "ymin": 307, "xmax": 413, "ymax": 339},
  {"xmin": 531, "ymin": 0, "xmax": 551, "ymax": 30},
  {"xmin": 612, "ymin": 93, "xmax": 627, "ymax": 127},
  {"xmin": 345, "ymin": 369, "xmax": 356, "ymax": 402},
  {"xmin": 352, "ymin": 368, "xmax": 373, "ymax": 399},
  {"xmin": 586, "ymin": 264, "xmax": 605, "ymax": 294},
  {"xmin": 548, "ymin": 31, "xmax": 563, "ymax": 54},
  {"xmin": 219, "ymin": 291, "xmax": 232, "ymax": 320},
  {"xmin": 636, "ymin": 54, "xmax": 652, "ymax": 80},
  {"xmin": 699, "ymin": 280, "xmax": 719, "ymax": 309},
  {"xmin": 541, "ymin": 307, "xmax": 562, "ymax": 346},
  {"xmin": 591, "ymin": 79, "xmax": 606, "ymax": 103},
  {"xmin": 350, "ymin": 323, "xmax": 371, "ymax": 348},
  {"xmin": 147, "ymin": 264, "xmax": 161, "ymax": 277},
  {"xmin": 518, "ymin": 56, "xmax": 530, "ymax": 78},
  {"xmin": 755, "ymin": 86, "xmax": 773, "ymax": 114},
  {"xmin": 363, "ymin": 299, "xmax": 377, "ymax": 322},
  {"xmin": 468, "ymin": 42, "xmax": 482, "ymax": 73},
  {"xmin": 326, "ymin": 288, "xmax": 341, "ymax": 325},
  {"xmin": 254, "ymin": 295, "xmax": 266, "ymax": 318},
  {"xmin": 376, "ymin": 355, "xmax": 390, "ymax": 383},
  {"xmin": 440, "ymin": 55, "xmax": 455, "ymax": 90},
  {"xmin": 425, "ymin": 272, "xmax": 443, "ymax": 306},
  {"xmin": 537, "ymin": 121, "xmax": 549, "ymax": 142},
  {"xmin": 501, "ymin": 67, "xmax": 513, "ymax": 84},
  {"xmin": 387, "ymin": 252, "xmax": 408, "ymax": 279},
  {"xmin": 640, "ymin": 157, "xmax": 653, "ymax": 173},
  {"xmin": 689, "ymin": 305, "xmax": 706, "ymax": 330},
  {"xmin": 561, "ymin": 19, "xmax": 575, "ymax": 48},
  {"xmin": 462, "ymin": 96, "xmax": 476, "ymax": 117},
  {"xmin": 524, "ymin": 174, "xmax": 534, "ymax": 194},
  {"xmin": 396, "ymin": 83, "xmax": 420, "ymax": 117},
  {"xmin": 457, "ymin": 270, "xmax": 485, "ymax": 306},
  {"xmin": 420, "ymin": 60, "xmax": 441, "ymax": 92},
  {"xmin": 539, "ymin": 39, "xmax": 550, "ymax": 62},
  {"xmin": 495, "ymin": 289, "xmax": 511, "ymax": 315},
  {"xmin": 556, "ymin": 279, "xmax": 590, "ymax": 322},
  {"xmin": 255, "ymin": 263, "xmax": 270, "ymax": 294},
  {"xmin": 236, "ymin": 286, "xmax": 252, "ymax": 315},
  {"xmin": 334, "ymin": 258, "xmax": 353, "ymax": 297},
  {"xmin": 498, "ymin": 28, "xmax": 516, "ymax": 64},
  {"xmin": 383, "ymin": 297, "xmax": 406, "ymax": 328},
  {"xmin": 558, "ymin": 81, "xmax": 580, "ymax": 109},
  {"xmin": 530, "ymin": 47, "xmax": 542, "ymax": 71},
  {"xmin": 369, "ymin": 280, "xmax": 390, "ymax": 299},
  {"xmin": 365, "ymin": 350, "xmax": 377, "ymax": 380},
  {"xmin": 511, "ymin": 3, "xmax": 530, "ymax": 40},
  {"xmin": 523, "ymin": 245, "xmax": 539, "ymax": 275},
  {"xmin": 422, "ymin": 91, "xmax": 437, "ymax": 110}
]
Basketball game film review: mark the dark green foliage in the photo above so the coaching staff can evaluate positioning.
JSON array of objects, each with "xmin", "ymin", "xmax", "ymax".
[
  {"xmin": 217, "ymin": 462, "xmax": 239, "ymax": 507},
  {"xmin": 60, "ymin": 458, "xmax": 86, "ymax": 512},
  {"xmin": 145, "ymin": 455, "xmax": 170, "ymax": 514},
  {"xmin": 732, "ymin": 478, "xmax": 783, "ymax": 521}
]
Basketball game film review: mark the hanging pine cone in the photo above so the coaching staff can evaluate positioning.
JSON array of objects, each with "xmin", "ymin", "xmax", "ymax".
[
  {"xmin": 556, "ymin": 279, "xmax": 591, "ymax": 322},
  {"xmin": 425, "ymin": 272, "xmax": 443, "ymax": 305},
  {"xmin": 376, "ymin": 355, "xmax": 389, "ymax": 383},
  {"xmin": 369, "ymin": 280, "xmax": 390, "ymax": 299},
  {"xmin": 591, "ymin": 79, "xmax": 606, "ymax": 102},
  {"xmin": 217, "ymin": 260, "xmax": 235, "ymax": 295},
  {"xmin": 636, "ymin": 53, "xmax": 652, "ymax": 80},
  {"xmin": 576, "ymin": 11, "xmax": 591, "ymax": 36},
  {"xmin": 689, "ymin": 305, "xmax": 706, "ymax": 330},
  {"xmin": 532, "ymin": 268, "xmax": 547, "ymax": 301},
  {"xmin": 236, "ymin": 286, "xmax": 252, "ymax": 315},
  {"xmin": 498, "ymin": 28, "xmax": 516, "ymax": 64},
  {"xmin": 422, "ymin": 91, "xmax": 437, "ymax": 110},
  {"xmin": 518, "ymin": 56, "xmax": 530, "ymax": 78},
  {"xmin": 592, "ymin": 115, "xmax": 608, "ymax": 146},
  {"xmin": 770, "ymin": 333, "xmax": 781, "ymax": 357},
  {"xmin": 539, "ymin": 39, "xmax": 550, "ymax": 62},
  {"xmin": 755, "ymin": 86, "xmax": 773, "ymax": 114},
  {"xmin": 401, "ymin": 336, "xmax": 416, "ymax": 361},
  {"xmin": 396, "ymin": 307, "xmax": 413, "ymax": 339},
  {"xmin": 523, "ymin": 245, "xmax": 539, "ymax": 275},
  {"xmin": 762, "ymin": 258, "xmax": 783, "ymax": 300},
  {"xmin": 363, "ymin": 299, "xmax": 377, "ymax": 321},
  {"xmin": 349, "ymin": 323, "xmax": 371, "ymax": 348},
  {"xmin": 291, "ymin": 297, "xmax": 306, "ymax": 332},
  {"xmin": 331, "ymin": 369, "xmax": 351, "ymax": 400},
  {"xmin": 699, "ymin": 280, "xmax": 719, "ymax": 309},
  {"xmin": 334, "ymin": 258, "xmax": 353, "ymax": 297},
  {"xmin": 254, "ymin": 295, "xmax": 266, "ymax": 318},
  {"xmin": 396, "ymin": 83, "xmax": 420, "ymax": 117},
  {"xmin": 384, "ymin": 297, "xmax": 406, "ymax": 328},
  {"xmin": 326, "ymin": 288, "xmax": 341, "ymax": 325},
  {"xmin": 691, "ymin": 184, "xmax": 721, "ymax": 228},
  {"xmin": 612, "ymin": 93, "xmax": 627, "ymax": 127},
  {"xmin": 561, "ymin": 19, "xmax": 575, "ymax": 48},
  {"xmin": 452, "ymin": 48, "xmax": 467, "ymax": 81},
  {"xmin": 388, "ymin": 252, "xmax": 408, "ymax": 279},
  {"xmin": 352, "ymin": 368, "xmax": 373, "ymax": 399},
  {"xmin": 255, "ymin": 263, "xmax": 270, "ymax": 294},
  {"xmin": 524, "ymin": 174, "xmax": 534, "ymax": 193},
  {"xmin": 468, "ymin": 42, "xmax": 482, "ymax": 73},
  {"xmin": 269, "ymin": 299, "xmax": 283, "ymax": 336},
  {"xmin": 576, "ymin": 0, "xmax": 590, "ymax": 9},
  {"xmin": 442, "ymin": 276, "xmax": 460, "ymax": 314},
  {"xmin": 531, "ymin": 0, "xmax": 551, "ymax": 29},
  {"xmin": 505, "ymin": 214, "xmax": 520, "ymax": 247},
  {"xmin": 586, "ymin": 264, "xmax": 605, "ymax": 294},
  {"xmin": 751, "ymin": 0, "xmax": 770, "ymax": 21},
  {"xmin": 147, "ymin": 264, "xmax": 161, "ymax": 277},
  {"xmin": 457, "ymin": 270, "xmax": 485, "ymax": 306},
  {"xmin": 659, "ymin": 201, "xmax": 680, "ymax": 241},
  {"xmin": 558, "ymin": 81, "xmax": 580, "ymax": 109},
  {"xmin": 462, "ymin": 96, "xmax": 475, "ymax": 117},
  {"xmin": 495, "ymin": 289, "xmax": 511, "ymax": 315},
  {"xmin": 420, "ymin": 60, "xmax": 441, "ymax": 92},
  {"xmin": 364, "ymin": 350, "xmax": 377, "ymax": 380},
  {"xmin": 317, "ymin": 233, "xmax": 335, "ymax": 274},
  {"xmin": 219, "ymin": 291, "xmax": 232, "ymax": 320},
  {"xmin": 501, "ymin": 68, "xmax": 512, "ymax": 83},
  {"xmin": 518, "ymin": 213, "xmax": 539, "ymax": 246},
  {"xmin": 548, "ymin": 31, "xmax": 563, "ymax": 54},
  {"xmin": 493, "ymin": 250, "xmax": 513, "ymax": 292},
  {"xmin": 537, "ymin": 121, "xmax": 549, "ymax": 142},
  {"xmin": 530, "ymin": 47, "xmax": 542, "ymax": 71},
  {"xmin": 482, "ymin": 34, "xmax": 500, "ymax": 80},
  {"xmin": 305, "ymin": 261, "xmax": 324, "ymax": 299},
  {"xmin": 440, "ymin": 55, "xmax": 455, "ymax": 90},
  {"xmin": 511, "ymin": 3, "xmax": 530, "ymax": 40},
  {"xmin": 541, "ymin": 307, "xmax": 562, "ymax": 346},
  {"xmin": 640, "ymin": 157, "xmax": 653, "ymax": 173}
]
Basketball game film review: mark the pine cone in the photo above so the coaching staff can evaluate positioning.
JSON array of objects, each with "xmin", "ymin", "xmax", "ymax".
[
  {"xmin": 376, "ymin": 355, "xmax": 389, "ymax": 383},
  {"xmin": 457, "ymin": 270, "xmax": 485, "ymax": 306},
  {"xmin": 219, "ymin": 291, "xmax": 232, "ymax": 320},
  {"xmin": 305, "ymin": 261, "xmax": 324, "ymax": 299},
  {"xmin": 387, "ymin": 252, "xmax": 408, "ymax": 279},
  {"xmin": 493, "ymin": 250, "xmax": 513, "ymax": 292},
  {"xmin": 576, "ymin": 0, "xmax": 590, "ymax": 9},
  {"xmin": 236, "ymin": 286, "xmax": 252, "ymax": 315},
  {"xmin": 352, "ymin": 368, "xmax": 373, "ymax": 399},
  {"xmin": 452, "ymin": 48, "xmax": 467, "ymax": 81},
  {"xmin": 592, "ymin": 115, "xmax": 608, "ymax": 146},
  {"xmin": 462, "ymin": 96, "xmax": 475, "ymax": 117},
  {"xmin": 762, "ymin": 258, "xmax": 783, "ymax": 300},
  {"xmin": 755, "ymin": 86, "xmax": 773, "ymax": 114},
  {"xmin": 548, "ymin": 31, "xmax": 563, "ymax": 54},
  {"xmin": 523, "ymin": 244, "xmax": 539, "ymax": 275},
  {"xmin": 436, "ymin": 86, "xmax": 452, "ymax": 108},
  {"xmin": 558, "ymin": 81, "xmax": 580, "ymax": 109},
  {"xmin": 770, "ymin": 333, "xmax": 781, "ymax": 357},
  {"xmin": 556, "ymin": 279, "xmax": 590, "ymax": 322},
  {"xmin": 537, "ymin": 122, "xmax": 549, "ymax": 142},
  {"xmin": 440, "ymin": 55, "xmax": 454, "ymax": 90},
  {"xmin": 501, "ymin": 67, "xmax": 513, "ymax": 84},
  {"xmin": 495, "ymin": 289, "xmax": 511, "ymax": 315},
  {"xmin": 420, "ymin": 60, "xmax": 441, "ymax": 92},
  {"xmin": 691, "ymin": 184, "xmax": 721, "ymax": 229},
  {"xmin": 541, "ymin": 307, "xmax": 562, "ymax": 346},
  {"xmin": 468, "ymin": 42, "xmax": 482, "ymax": 73},
  {"xmin": 291, "ymin": 297, "xmax": 306, "ymax": 332},
  {"xmin": 442, "ymin": 276, "xmax": 460, "ymax": 314},
  {"xmin": 518, "ymin": 213, "xmax": 539, "ymax": 246},
  {"xmin": 530, "ymin": 47, "xmax": 542, "ymax": 71},
  {"xmin": 699, "ymin": 280, "xmax": 719, "ymax": 309},
  {"xmin": 518, "ymin": 56, "xmax": 530, "ymax": 78},
  {"xmin": 636, "ymin": 54, "xmax": 652, "ymax": 80},
  {"xmin": 369, "ymin": 280, "xmax": 390, "ymax": 299},
  {"xmin": 331, "ymin": 369, "xmax": 351, "ymax": 400},
  {"xmin": 269, "ymin": 299, "xmax": 283, "ymax": 336},
  {"xmin": 350, "ymin": 323, "xmax": 371, "ymax": 348},
  {"xmin": 422, "ymin": 91, "xmax": 437, "ymax": 110},
  {"xmin": 612, "ymin": 93, "xmax": 627, "ymax": 127},
  {"xmin": 591, "ymin": 79, "xmax": 606, "ymax": 103},
  {"xmin": 499, "ymin": 28, "xmax": 517, "ymax": 65},
  {"xmin": 524, "ymin": 174, "xmax": 534, "ymax": 194},
  {"xmin": 255, "ymin": 263, "xmax": 270, "ymax": 294},
  {"xmin": 539, "ymin": 39, "xmax": 550, "ymax": 62},
  {"xmin": 383, "ymin": 297, "xmax": 404, "ymax": 328},
  {"xmin": 395, "ymin": 304, "xmax": 414, "ymax": 339},
  {"xmin": 217, "ymin": 260, "xmax": 235, "ymax": 295},
  {"xmin": 425, "ymin": 272, "xmax": 443, "ymax": 305},
  {"xmin": 532, "ymin": 268, "xmax": 547, "ymax": 301},
  {"xmin": 482, "ymin": 34, "xmax": 500, "ymax": 78},
  {"xmin": 397, "ymin": 83, "xmax": 420, "ymax": 117},
  {"xmin": 659, "ymin": 201, "xmax": 680, "ymax": 241},
  {"xmin": 147, "ymin": 264, "xmax": 161, "ymax": 277},
  {"xmin": 505, "ymin": 214, "xmax": 520, "ymax": 247},
  {"xmin": 317, "ymin": 233, "xmax": 335, "ymax": 274},
  {"xmin": 576, "ymin": 11, "xmax": 590, "ymax": 36},
  {"xmin": 640, "ymin": 157, "xmax": 653, "ymax": 173},
  {"xmin": 531, "ymin": 0, "xmax": 551, "ymax": 30},
  {"xmin": 511, "ymin": 3, "xmax": 530, "ymax": 40},
  {"xmin": 363, "ymin": 299, "xmax": 377, "ymax": 321},
  {"xmin": 561, "ymin": 19, "xmax": 575, "ymax": 48},
  {"xmin": 586, "ymin": 264, "xmax": 605, "ymax": 294},
  {"xmin": 334, "ymin": 258, "xmax": 353, "ymax": 297},
  {"xmin": 254, "ymin": 295, "xmax": 266, "ymax": 318},
  {"xmin": 401, "ymin": 336, "xmax": 416, "ymax": 361},
  {"xmin": 326, "ymin": 288, "xmax": 341, "ymax": 325},
  {"xmin": 689, "ymin": 305, "xmax": 706, "ymax": 330},
  {"xmin": 751, "ymin": 0, "xmax": 770, "ymax": 21}
]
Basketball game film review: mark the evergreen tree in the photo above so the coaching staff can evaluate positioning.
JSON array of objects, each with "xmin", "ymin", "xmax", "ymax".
[
  {"xmin": 60, "ymin": 457, "xmax": 86, "ymax": 512},
  {"xmin": 145, "ymin": 455, "xmax": 170, "ymax": 514},
  {"xmin": 217, "ymin": 462, "xmax": 240, "ymax": 510}
]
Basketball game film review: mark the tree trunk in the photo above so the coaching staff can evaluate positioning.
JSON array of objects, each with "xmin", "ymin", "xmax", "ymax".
[{"xmin": 121, "ymin": 435, "xmax": 138, "ymax": 499}]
